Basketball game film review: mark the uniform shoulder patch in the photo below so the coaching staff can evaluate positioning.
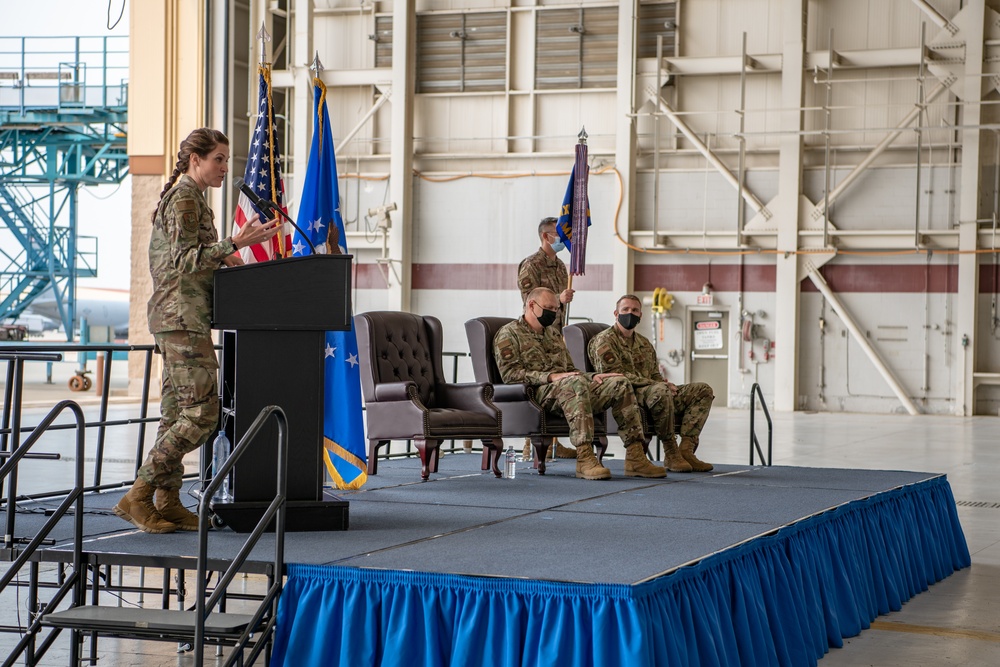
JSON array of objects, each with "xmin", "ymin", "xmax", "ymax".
[
  {"xmin": 496, "ymin": 338, "xmax": 515, "ymax": 360},
  {"xmin": 594, "ymin": 341, "xmax": 615, "ymax": 363},
  {"xmin": 175, "ymin": 198, "xmax": 196, "ymax": 213},
  {"xmin": 519, "ymin": 277, "xmax": 534, "ymax": 290},
  {"xmin": 596, "ymin": 343, "xmax": 616, "ymax": 365}
]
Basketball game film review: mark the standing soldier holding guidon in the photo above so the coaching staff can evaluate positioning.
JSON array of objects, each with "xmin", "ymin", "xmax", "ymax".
[
  {"xmin": 589, "ymin": 294, "xmax": 715, "ymax": 472},
  {"xmin": 516, "ymin": 217, "xmax": 577, "ymax": 461}
]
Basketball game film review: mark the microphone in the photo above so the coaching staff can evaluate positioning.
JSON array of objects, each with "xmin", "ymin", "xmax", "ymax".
[
  {"xmin": 233, "ymin": 177, "xmax": 317, "ymax": 255},
  {"xmin": 234, "ymin": 177, "xmax": 275, "ymax": 219}
]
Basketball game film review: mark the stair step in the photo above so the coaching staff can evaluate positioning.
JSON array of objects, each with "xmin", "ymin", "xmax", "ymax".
[{"xmin": 42, "ymin": 606, "xmax": 257, "ymax": 637}]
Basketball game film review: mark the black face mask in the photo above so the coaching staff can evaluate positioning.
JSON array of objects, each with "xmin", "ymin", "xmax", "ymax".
[
  {"xmin": 535, "ymin": 306, "xmax": 559, "ymax": 328},
  {"xmin": 617, "ymin": 313, "xmax": 641, "ymax": 330}
]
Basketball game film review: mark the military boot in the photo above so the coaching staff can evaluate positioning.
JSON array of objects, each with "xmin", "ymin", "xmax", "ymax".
[
  {"xmin": 663, "ymin": 440, "xmax": 693, "ymax": 473},
  {"xmin": 114, "ymin": 479, "xmax": 176, "ymax": 534},
  {"xmin": 575, "ymin": 444, "xmax": 611, "ymax": 480},
  {"xmin": 679, "ymin": 436, "xmax": 714, "ymax": 472},
  {"xmin": 154, "ymin": 487, "xmax": 200, "ymax": 531},
  {"xmin": 522, "ymin": 437, "xmax": 533, "ymax": 461},
  {"xmin": 624, "ymin": 444, "xmax": 667, "ymax": 478},
  {"xmin": 553, "ymin": 439, "xmax": 576, "ymax": 459}
]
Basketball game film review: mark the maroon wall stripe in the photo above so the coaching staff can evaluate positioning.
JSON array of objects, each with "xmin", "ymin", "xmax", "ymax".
[
  {"xmin": 352, "ymin": 262, "xmax": 1000, "ymax": 293},
  {"xmin": 981, "ymin": 264, "xmax": 1000, "ymax": 294},
  {"xmin": 410, "ymin": 263, "xmax": 614, "ymax": 291},
  {"xmin": 355, "ymin": 264, "xmax": 386, "ymax": 289},
  {"xmin": 635, "ymin": 264, "xmax": 776, "ymax": 292},
  {"xmin": 800, "ymin": 264, "xmax": 958, "ymax": 293}
]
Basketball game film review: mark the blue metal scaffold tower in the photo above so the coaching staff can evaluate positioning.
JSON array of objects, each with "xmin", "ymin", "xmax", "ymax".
[{"xmin": 0, "ymin": 36, "xmax": 128, "ymax": 340}]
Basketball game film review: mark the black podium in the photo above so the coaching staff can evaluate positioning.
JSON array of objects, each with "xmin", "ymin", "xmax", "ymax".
[{"xmin": 209, "ymin": 254, "xmax": 353, "ymax": 532}]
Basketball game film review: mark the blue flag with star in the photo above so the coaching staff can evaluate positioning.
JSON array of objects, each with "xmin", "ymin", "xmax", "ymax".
[
  {"xmin": 292, "ymin": 76, "xmax": 367, "ymax": 490},
  {"xmin": 555, "ymin": 164, "xmax": 591, "ymax": 255}
]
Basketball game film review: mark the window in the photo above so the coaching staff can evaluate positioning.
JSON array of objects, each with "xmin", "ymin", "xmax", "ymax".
[
  {"xmin": 416, "ymin": 12, "xmax": 507, "ymax": 93},
  {"xmin": 637, "ymin": 1, "xmax": 677, "ymax": 60},
  {"xmin": 535, "ymin": 6, "xmax": 618, "ymax": 90}
]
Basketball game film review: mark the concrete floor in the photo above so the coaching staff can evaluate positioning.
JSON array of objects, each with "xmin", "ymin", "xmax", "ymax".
[{"xmin": 1, "ymin": 361, "xmax": 998, "ymax": 665}]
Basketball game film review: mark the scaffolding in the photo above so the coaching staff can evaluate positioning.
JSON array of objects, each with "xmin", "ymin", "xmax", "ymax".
[{"xmin": 0, "ymin": 36, "xmax": 128, "ymax": 339}]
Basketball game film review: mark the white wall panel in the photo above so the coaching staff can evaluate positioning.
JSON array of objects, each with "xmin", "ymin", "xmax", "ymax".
[
  {"xmin": 314, "ymin": 14, "xmax": 375, "ymax": 70},
  {"xmin": 806, "ymin": 0, "xmax": 960, "ymax": 51},
  {"xmin": 679, "ymin": 0, "xmax": 781, "ymax": 56},
  {"xmin": 414, "ymin": 95, "xmax": 509, "ymax": 153},
  {"xmin": 635, "ymin": 170, "xmax": 779, "ymax": 232},
  {"xmin": 533, "ymin": 92, "xmax": 618, "ymax": 153},
  {"xmin": 799, "ymin": 288, "xmax": 957, "ymax": 414}
]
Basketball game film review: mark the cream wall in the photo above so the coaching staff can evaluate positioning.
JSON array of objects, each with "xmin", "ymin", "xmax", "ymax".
[{"xmin": 127, "ymin": 0, "xmax": 208, "ymax": 395}]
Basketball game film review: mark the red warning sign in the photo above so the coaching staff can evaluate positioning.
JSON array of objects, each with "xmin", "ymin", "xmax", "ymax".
[{"xmin": 695, "ymin": 321, "xmax": 720, "ymax": 330}]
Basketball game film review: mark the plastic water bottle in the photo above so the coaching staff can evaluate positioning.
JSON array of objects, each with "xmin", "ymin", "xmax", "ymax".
[
  {"xmin": 505, "ymin": 445, "xmax": 517, "ymax": 479},
  {"xmin": 211, "ymin": 431, "xmax": 233, "ymax": 502}
]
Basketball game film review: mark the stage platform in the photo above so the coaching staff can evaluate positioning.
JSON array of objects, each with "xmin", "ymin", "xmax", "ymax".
[{"xmin": 5, "ymin": 452, "xmax": 970, "ymax": 666}]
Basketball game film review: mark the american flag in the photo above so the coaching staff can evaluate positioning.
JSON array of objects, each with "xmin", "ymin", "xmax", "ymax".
[{"xmin": 233, "ymin": 63, "xmax": 291, "ymax": 262}]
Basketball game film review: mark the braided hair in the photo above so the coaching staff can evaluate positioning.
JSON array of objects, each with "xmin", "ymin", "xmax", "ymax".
[{"xmin": 151, "ymin": 128, "xmax": 229, "ymax": 223}]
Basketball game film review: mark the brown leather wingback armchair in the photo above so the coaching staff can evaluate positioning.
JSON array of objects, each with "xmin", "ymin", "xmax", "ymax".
[
  {"xmin": 356, "ymin": 312, "xmax": 504, "ymax": 480},
  {"xmin": 464, "ymin": 316, "xmax": 607, "ymax": 475},
  {"xmin": 564, "ymin": 322, "xmax": 656, "ymax": 461}
]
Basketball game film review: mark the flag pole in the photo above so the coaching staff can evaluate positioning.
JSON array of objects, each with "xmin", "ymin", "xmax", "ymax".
[{"xmin": 564, "ymin": 127, "xmax": 589, "ymax": 327}]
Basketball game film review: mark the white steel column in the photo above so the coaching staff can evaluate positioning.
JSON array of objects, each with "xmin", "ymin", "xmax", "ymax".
[
  {"xmin": 613, "ymin": 0, "xmax": 639, "ymax": 298},
  {"xmin": 291, "ymin": 0, "xmax": 313, "ymax": 214},
  {"xmin": 389, "ymin": 0, "xmax": 415, "ymax": 311},
  {"xmin": 773, "ymin": 0, "xmax": 807, "ymax": 411},
  {"xmin": 956, "ymin": 0, "xmax": 986, "ymax": 415}
]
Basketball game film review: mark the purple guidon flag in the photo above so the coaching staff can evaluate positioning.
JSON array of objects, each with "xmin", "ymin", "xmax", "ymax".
[{"xmin": 556, "ymin": 127, "xmax": 592, "ymax": 276}]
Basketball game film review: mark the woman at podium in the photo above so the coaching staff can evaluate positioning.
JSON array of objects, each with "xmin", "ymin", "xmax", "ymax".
[{"xmin": 114, "ymin": 128, "xmax": 278, "ymax": 534}]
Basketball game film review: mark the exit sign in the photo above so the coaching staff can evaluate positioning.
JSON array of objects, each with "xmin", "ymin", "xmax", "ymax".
[{"xmin": 696, "ymin": 293, "xmax": 714, "ymax": 306}]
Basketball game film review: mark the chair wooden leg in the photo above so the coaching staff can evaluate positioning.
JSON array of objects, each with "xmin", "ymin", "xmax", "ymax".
[
  {"xmin": 414, "ymin": 438, "xmax": 432, "ymax": 480},
  {"xmin": 483, "ymin": 438, "xmax": 503, "ymax": 478},
  {"xmin": 367, "ymin": 440, "xmax": 389, "ymax": 475},
  {"xmin": 595, "ymin": 436, "xmax": 609, "ymax": 464},
  {"xmin": 532, "ymin": 437, "xmax": 550, "ymax": 475},
  {"xmin": 430, "ymin": 439, "xmax": 443, "ymax": 473}
]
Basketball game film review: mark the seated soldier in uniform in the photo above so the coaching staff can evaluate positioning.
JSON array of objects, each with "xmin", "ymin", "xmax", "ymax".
[
  {"xmin": 588, "ymin": 294, "xmax": 715, "ymax": 472},
  {"xmin": 493, "ymin": 287, "xmax": 666, "ymax": 480}
]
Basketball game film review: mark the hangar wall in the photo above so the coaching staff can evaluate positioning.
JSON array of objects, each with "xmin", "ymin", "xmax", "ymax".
[{"xmin": 209, "ymin": 0, "xmax": 1000, "ymax": 415}]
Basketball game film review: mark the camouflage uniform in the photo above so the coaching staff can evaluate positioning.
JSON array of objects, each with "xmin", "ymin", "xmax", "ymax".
[
  {"xmin": 493, "ymin": 317, "xmax": 645, "ymax": 447},
  {"xmin": 141, "ymin": 174, "xmax": 236, "ymax": 490},
  {"xmin": 589, "ymin": 325, "xmax": 714, "ymax": 443},
  {"xmin": 517, "ymin": 249, "xmax": 569, "ymax": 331}
]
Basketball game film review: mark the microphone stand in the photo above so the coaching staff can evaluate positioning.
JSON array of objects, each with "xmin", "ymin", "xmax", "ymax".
[{"xmin": 259, "ymin": 200, "xmax": 318, "ymax": 256}]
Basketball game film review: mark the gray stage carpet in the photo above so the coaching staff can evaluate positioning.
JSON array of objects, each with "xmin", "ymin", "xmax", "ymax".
[{"xmin": 7, "ymin": 452, "xmax": 941, "ymax": 585}]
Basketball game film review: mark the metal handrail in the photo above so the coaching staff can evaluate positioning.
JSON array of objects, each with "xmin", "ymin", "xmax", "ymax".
[
  {"xmin": 0, "ymin": 343, "xmax": 168, "ymax": 500},
  {"xmin": 749, "ymin": 382, "xmax": 772, "ymax": 466},
  {"xmin": 0, "ymin": 399, "xmax": 87, "ymax": 667},
  {"xmin": 194, "ymin": 405, "xmax": 287, "ymax": 666}
]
